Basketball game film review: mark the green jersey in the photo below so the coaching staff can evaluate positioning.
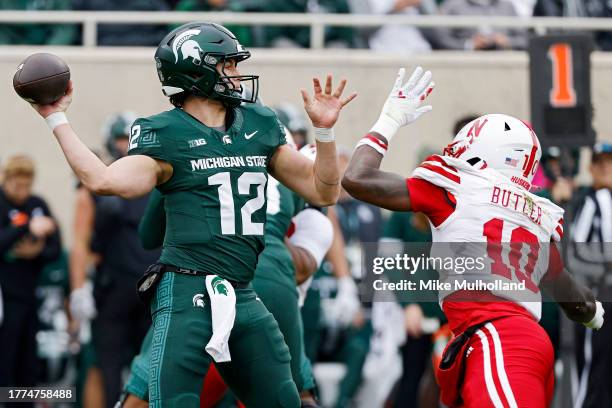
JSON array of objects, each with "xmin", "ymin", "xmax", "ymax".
[
  {"xmin": 255, "ymin": 177, "xmax": 304, "ymax": 290},
  {"xmin": 128, "ymin": 105, "xmax": 286, "ymax": 282}
]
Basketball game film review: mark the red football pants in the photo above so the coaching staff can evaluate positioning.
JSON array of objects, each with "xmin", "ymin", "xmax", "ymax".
[{"xmin": 459, "ymin": 316, "xmax": 554, "ymax": 408}]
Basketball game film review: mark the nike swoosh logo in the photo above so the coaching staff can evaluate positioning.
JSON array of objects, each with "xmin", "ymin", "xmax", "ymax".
[{"xmin": 244, "ymin": 130, "xmax": 258, "ymax": 140}]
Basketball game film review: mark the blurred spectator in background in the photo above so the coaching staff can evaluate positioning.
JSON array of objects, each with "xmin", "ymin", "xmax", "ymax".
[
  {"xmin": 263, "ymin": 0, "xmax": 355, "ymax": 48},
  {"xmin": 0, "ymin": 155, "xmax": 60, "ymax": 395},
  {"xmin": 68, "ymin": 112, "xmax": 160, "ymax": 407},
  {"xmin": 314, "ymin": 0, "xmax": 356, "ymax": 48},
  {"xmin": 67, "ymin": 142, "xmax": 105, "ymax": 408},
  {"xmin": 175, "ymin": 0, "xmax": 227, "ymax": 10},
  {"xmin": 507, "ymin": 0, "xmax": 536, "ymax": 16},
  {"xmin": 174, "ymin": 0, "xmax": 258, "ymax": 47},
  {"xmin": 534, "ymin": 146, "xmax": 579, "ymax": 204},
  {"xmin": 570, "ymin": 142, "xmax": 612, "ymax": 408},
  {"xmin": 73, "ymin": 0, "xmax": 169, "ymax": 46},
  {"xmin": 433, "ymin": 0, "xmax": 527, "ymax": 50},
  {"xmin": 302, "ymin": 148, "xmax": 379, "ymax": 408},
  {"xmin": 360, "ymin": 0, "xmax": 432, "ymax": 54},
  {"xmin": 69, "ymin": 154, "xmax": 104, "ymax": 408},
  {"xmin": 0, "ymin": 0, "xmax": 77, "ymax": 45},
  {"xmin": 335, "ymin": 147, "xmax": 383, "ymax": 304},
  {"xmin": 528, "ymin": 146, "xmax": 579, "ymax": 358},
  {"xmin": 262, "ymin": 0, "xmax": 310, "ymax": 47},
  {"xmin": 379, "ymin": 147, "xmax": 446, "ymax": 408},
  {"xmin": 533, "ymin": 0, "xmax": 612, "ymax": 51},
  {"xmin": 35, "ymin": 250, "xmax": 72, "ymax": 387},
  {"xmin": 273, "ymin": 103, "xmax": 310, "ymax": 149}
]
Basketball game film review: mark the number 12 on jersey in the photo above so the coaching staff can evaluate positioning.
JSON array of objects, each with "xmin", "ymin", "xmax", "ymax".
[{"xmin": 209, "ymin": 171, "xmax": 267, "ymax": 235}]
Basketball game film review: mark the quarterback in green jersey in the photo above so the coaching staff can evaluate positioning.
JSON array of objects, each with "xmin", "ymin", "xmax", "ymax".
[
  {"xmin": 29, "ymin": 22, "xmax": 355, "ymax": 408},
  {"xmin": 121, "ymin": 169, "xmax": 334, "ymax": 408}
]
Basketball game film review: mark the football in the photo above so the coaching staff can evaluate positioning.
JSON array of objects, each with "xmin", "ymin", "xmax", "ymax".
[{"xmin": 13, "ymin": 53, "xmax": 70, "ymax": 105}]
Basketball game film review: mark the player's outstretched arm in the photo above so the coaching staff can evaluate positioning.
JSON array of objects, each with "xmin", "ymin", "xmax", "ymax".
[
  {"xmin": 68, "ymin": 187, "xmax": 97, "ymax": 322},
  {"xmin": 270, "ymin": 75, "xmax": 356, "ymax": 206},
  {"xmin": 541, "ymin": 243, "xmax": 603, "ymax": 329},
  {"xmin": 342, "ymin": 145, "xmax": 414, "ymax": 211},
  {"xmin": 542, "ymin": 268, "xmax": 602, "ymax": 326},
  {"xmin": 30, "ymin": 81, "xmax": 171, "ymax": 198},
  {"xmin": 342, "ymin": 67, "xmax": 435, "ymax": 212}
]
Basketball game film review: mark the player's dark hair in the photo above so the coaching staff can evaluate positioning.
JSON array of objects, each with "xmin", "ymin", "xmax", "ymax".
[{"xmin": 170, "ymin": 92, "xmax": 190, "ymax": 108}]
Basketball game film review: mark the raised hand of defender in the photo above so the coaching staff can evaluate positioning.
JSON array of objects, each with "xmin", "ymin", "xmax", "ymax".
[
  {"xmin": 370, "ymin": 67, "xmax": 435, "ymax": 142},
  {"xmin": 301, "ymin": 74, "xmax": 357, "ymax": 129}
]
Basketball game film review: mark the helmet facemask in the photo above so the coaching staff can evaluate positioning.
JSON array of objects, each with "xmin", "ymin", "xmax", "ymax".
[{"xmin": 212, "ymin": 55, "xmax": 259, "ymax": 107}]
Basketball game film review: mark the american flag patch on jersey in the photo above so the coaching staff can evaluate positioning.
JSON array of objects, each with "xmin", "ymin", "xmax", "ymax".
[{"xmin": 505, "ymin": 157, "xmax": 518, "ymax": 167}]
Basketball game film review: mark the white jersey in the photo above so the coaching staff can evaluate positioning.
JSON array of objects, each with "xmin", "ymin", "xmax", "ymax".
[{"xmin": 410, "ymin": 155, "xmax": 564, "ymax": 320}]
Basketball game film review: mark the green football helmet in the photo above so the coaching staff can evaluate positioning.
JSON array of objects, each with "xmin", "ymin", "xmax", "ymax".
[{"xmin": 155, "ymin": 22, "xmax": 259, "ymax": 108}]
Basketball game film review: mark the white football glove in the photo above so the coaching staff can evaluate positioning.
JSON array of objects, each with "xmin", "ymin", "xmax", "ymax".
[
  {"xmin": 584, "ymin": 301, "xmax": 605, "ymax": 330},
  {"xmin": 370, "ymin": 66, "xmax": 435, "ymax": 142},
  {"xmin": 69, "ymin": 283, "xmax": 97, "ymax": 321},
  {"xmin": 331, "ymin": 276, "xmax": 361, "ymax": 327}
]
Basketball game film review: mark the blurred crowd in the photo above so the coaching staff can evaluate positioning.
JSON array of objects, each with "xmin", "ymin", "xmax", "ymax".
[
  {"xmin": 0, "ymin": 105, "xmax": 610, "ymax": 408},
  {"xmin": 0, "ymin": 0, "xmax": 611, "ymax": 51}
]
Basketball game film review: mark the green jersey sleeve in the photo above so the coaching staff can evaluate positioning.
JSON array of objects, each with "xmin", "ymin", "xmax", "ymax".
[
  {"xmin": 127, "ymin": 117, "xmax": 167, "ymax": 162},
  {"xmin": 275, "ymin": 115, "xmax": 288, "ymax": 147},
  {"xmin": 263, "ymin": 108, "xmax": 287, "ymax": 162},
  {"xmin": 138, "ymin": 189, "xmax": 166, "ymax": 250}
]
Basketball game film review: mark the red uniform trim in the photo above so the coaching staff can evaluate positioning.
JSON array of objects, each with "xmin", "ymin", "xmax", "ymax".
[
  {"xmin": 425, "ymin": 155, "xmax": 458, "ymax": 172},
  {"xmin": 523, "ymin": 125, "xmax": 540, "ymax": 178},
  {"xmin": 365, "ymin": 134, "xmax": 388, "ymax": 150},
  {"xmin": 420, "ymin": 163, "xmax": 461, "ymax": 184},
  {"xmin": 406, "ymin": 177, "xmax": 456, "ymax": 227}
]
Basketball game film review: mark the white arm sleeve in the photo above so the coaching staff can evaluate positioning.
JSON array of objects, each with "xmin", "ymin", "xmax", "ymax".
[{"xmin": 289, "ymin": 208, "xmax": 334, "ymax": 267}]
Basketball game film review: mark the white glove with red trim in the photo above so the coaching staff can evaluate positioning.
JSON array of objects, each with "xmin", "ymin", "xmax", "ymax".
[{"xmin": 370, "ymin": 67, "xmax": 435, "ymax": 142}]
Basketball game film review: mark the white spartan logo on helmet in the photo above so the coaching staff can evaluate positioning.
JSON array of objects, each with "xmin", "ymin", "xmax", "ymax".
[{"xmin": 172, "ymin": 29, "xmax": 203, "ymax": 64}]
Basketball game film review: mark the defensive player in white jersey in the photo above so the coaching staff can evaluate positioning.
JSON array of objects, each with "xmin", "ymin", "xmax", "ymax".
[{"xmin": 341, "ymin": 67, "xmax": 604, "ymax": 408}]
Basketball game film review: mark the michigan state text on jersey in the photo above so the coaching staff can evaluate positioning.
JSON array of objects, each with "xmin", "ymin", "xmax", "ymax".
[{"xmin": 128, "ymin": 104, "xmax": 287, "ymax": 282}]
